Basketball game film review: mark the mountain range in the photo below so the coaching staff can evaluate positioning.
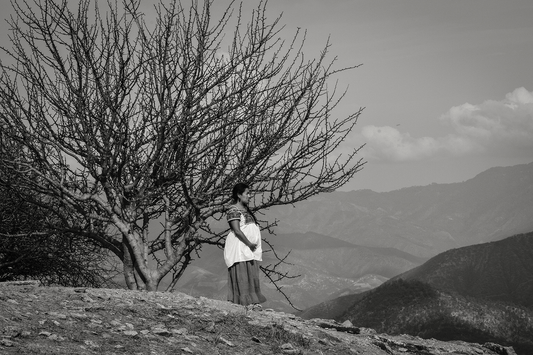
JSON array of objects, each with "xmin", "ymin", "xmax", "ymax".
[
  {"xmin": 173, "ymin": 162, "xmax": 533, "ymax": 312},
  {"xmin": 297, "ymin": 231, "xmax": 533, "ymax": 355},
  {"xmin": 264, "ymin": 161, "xmax": 533, "ymax": 258}
]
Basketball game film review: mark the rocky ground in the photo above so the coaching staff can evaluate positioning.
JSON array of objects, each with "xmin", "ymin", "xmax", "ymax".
[{"xmin": 0, "ymin": 281, "xmax": 517, "ymax": 355}]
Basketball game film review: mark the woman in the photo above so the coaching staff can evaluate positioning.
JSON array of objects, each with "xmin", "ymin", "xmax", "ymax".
[{"xmin": 224, "ymin": 183, "xmax": 267, "ymax": 308}]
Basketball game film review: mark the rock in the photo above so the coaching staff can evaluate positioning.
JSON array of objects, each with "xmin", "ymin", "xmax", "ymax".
[
  {"xmin": 483, "ymin": 342, "xmax": 517, "ymax": 355},
  {"xmin": 217, "ymin": 336, "xmax": 235, "ymax": 347},
  {"xmin": 110, "ymin": 320, "xmax": 122, "ymax": 327},
  {"xmin": 341, "ymin": 320, "xmax": 353, "ymax": 327},
  {"xmin": 280, "ymin": 343, "xmax": 299, "ymax": 354},
  {"xmin": 181, "ymin": 347, "xmax": 194, "ymax": 354},
  {"xmin": 359, "ymin": 327, "xmax": 377, "ymax": 335},
  {"xmin": 82, "ymin": 295, "xmax": 95, "ymax": 303},
  {"xmin": 172, "ymin": 327, "xmax": 188, "ymax": 335},
  {"xmin": 0, "ymin": 280, "xmax": 41, "ymax": 287},
  {"xmin": 0, "ymin": 338, "xmax": 15, "ymax": 347},
  {"xmin": 205, "ymin": 321, "xmax": 215, "ymax": 332},
  {"xmin": 123, "ymin": 330, "xmax": 138, "ymax": 336},
  {"xmin": 373, "ymin": 341, "xmax": 393, "ymax": 353},
  {"xmin": 70, "ymin": 312, "xmax": 88, "ymax": 319},
  {"xmin": 315, "ymin": 320, "xmax": 360, "ymax": 334},
  {"xmin": 2, "ymin": 326, "xmax": 22, "ymax": 338},
  {"xmin": 152, "ymin": 328, "xmax": 172, "ymax": 336},
  {"xmin": 48, "ymin": 334, "xmax": 66, "ymax": 341},
  {"xmin": 20, "ymin": 331, "xmax": 31, "ymax": 338},
  {"xmin": 83, "ymin": 340, "xmax": 99, "ymax": 348}
]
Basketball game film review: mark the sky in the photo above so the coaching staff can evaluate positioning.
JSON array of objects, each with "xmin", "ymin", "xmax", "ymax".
[{"xmin": 1, "ymin": 0, "xmax": 532, "ymax": 192}]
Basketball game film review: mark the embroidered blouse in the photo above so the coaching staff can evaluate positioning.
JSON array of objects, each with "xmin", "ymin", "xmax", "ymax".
[{"xmin": 226, "ymin": 206, "xmax": 256, "ymax": 225}]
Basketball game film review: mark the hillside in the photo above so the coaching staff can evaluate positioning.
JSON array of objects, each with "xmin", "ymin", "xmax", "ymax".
[
  {"xmin": 0, "ymin": 282, "xmax": 519, "ymax": 355},
  {"xmin": 394, "ymin": 232, "xmax": 533, "ymax": 308},
  {"xmin": 264, "ymin": 162, "xmax": 533, "ymax": 258},
  {"xmin": 298, "ymin": 232, "xmax": 533, "ymax": 354},
  {"xmin": 343, "ymin": 280, "xmax": 532, "ymax": 355}
]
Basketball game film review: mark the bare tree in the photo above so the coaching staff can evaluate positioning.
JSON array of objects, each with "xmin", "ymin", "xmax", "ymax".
[{"xmin": 0, "ymin": 0, "xmax": 365, "ymax": 291}]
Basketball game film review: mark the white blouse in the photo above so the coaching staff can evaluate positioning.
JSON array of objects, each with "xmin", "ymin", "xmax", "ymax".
[{"xmin": 224, "ymin": 207, "xmax": 262, "ymax": 268}]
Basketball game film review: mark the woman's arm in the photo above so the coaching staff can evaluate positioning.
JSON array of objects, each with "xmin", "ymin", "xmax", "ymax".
[{"xmin": 229, "ymin": 220, "xmax": 257, "ymax": 252}]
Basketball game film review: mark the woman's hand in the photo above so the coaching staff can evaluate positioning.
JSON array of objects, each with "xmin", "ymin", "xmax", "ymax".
[{"xmin": 228, "ymin": 220, "xmax": 258, "ymax": 252}]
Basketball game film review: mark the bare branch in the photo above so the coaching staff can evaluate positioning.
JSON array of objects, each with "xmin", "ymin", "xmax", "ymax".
[{"xmin": 0, "ymin": 0, "xmax": 365, "ymax": 294}]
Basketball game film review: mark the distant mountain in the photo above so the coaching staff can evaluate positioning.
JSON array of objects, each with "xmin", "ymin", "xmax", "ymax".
[
  {"xmin": 264, "ymin": 162, "xmax": 533, "ymax": 258},
  {"xmin": 298, "ymin": 232, "xmax": 533, "ymax": 355},
  {"xmin": 342, "ymin": 279, "xmax": 533, "ymax": 354},
  {"xmin": 393, "ymin": 232, "xmax": 533, "ymax": 308},
  {"xmin": 171, "ymin": 231, "xmax": 423, "ymax": 312}
]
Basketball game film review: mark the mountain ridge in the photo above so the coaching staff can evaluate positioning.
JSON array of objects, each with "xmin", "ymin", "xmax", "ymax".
[
  {"xmin": 264, "ymin": 161, "xmax": 533, "ymax": 257},
  {"xmin": 392, "ymin": 232, "xmax": 533, "ymax": 308}
]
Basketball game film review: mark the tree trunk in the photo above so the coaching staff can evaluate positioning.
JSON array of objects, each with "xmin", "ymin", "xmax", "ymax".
[
  {"xmin": 144, "ymin": 277, "xmax": 159, "ymax": 292},
  {"xmin": 122, "ymin": 238, "xmax": 145, "ymax": 290}
]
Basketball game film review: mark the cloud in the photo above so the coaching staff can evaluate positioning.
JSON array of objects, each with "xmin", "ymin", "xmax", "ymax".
[{"xmin": 360, "ymin": 87, "xmax": 533, "ymax": 162}]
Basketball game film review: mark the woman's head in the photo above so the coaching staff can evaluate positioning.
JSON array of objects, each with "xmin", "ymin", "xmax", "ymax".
[{"xmin": 232, "ymin": 182, "xmax": 250, "ymax": 205}]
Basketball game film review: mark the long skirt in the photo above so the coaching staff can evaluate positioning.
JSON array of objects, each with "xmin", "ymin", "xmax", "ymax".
[{"xmin": 227, "ymin": 260, "xmax": 267, "ymax": 306}]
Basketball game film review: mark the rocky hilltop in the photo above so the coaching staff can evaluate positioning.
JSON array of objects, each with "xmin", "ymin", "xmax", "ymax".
[{"xmin": 0, "ymin": 282, "xmax": 517, "ymax": 355}]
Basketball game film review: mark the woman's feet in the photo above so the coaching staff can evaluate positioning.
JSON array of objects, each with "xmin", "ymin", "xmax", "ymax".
[{"xmin": 246, "ymin": 303, "xmax": 263, "ymax": 312}]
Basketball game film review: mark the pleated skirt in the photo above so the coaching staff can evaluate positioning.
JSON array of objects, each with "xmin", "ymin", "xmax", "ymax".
[{"xmin": 227, "ymin": 260, "xmax": 267, "ymax": 306}]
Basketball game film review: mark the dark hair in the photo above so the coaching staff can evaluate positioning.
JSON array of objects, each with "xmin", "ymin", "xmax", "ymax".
[
  {"xmin": 231, "ymin": 182, "xmax": 258, "ymax": 225},
  {"xmin": 232, "ymin": 182, "xmax": 249, "ymax": 202}
]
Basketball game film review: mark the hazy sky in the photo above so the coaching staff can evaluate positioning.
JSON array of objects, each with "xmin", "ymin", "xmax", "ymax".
[
  {"xmin": 227, "ymin": 0, "xmax": 533, "ymax": 192},
  {"xmin": 1, "ymin": 0, "xmax": 532, "ymax": 192}
]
